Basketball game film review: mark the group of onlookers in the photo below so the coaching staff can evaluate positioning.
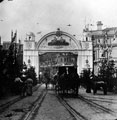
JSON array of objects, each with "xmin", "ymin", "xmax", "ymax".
[{"xmin": 14, "ymin": 77, "xmax": 33, "ymax": 96}]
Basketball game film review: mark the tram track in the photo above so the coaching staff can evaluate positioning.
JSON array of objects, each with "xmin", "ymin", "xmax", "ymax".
[
  {"xmin": 0, "ymin": 86, "xmax": 116, "ymax": 120},
  {"xmin": 0, "ymin": 96, "xmax": 22, "ymax": 113},
  {"xmin": 78, "ymin": 94, "xmax": 115, "ymax": 115},
  {"xmin": 0, "ymin": 84, "xmax": 40, "ymax": 114},
  {"xmin": 56, "ymin": 93, "xmax": 117, "ymax": 120},
  {"xmin": 20, "ymin": 90, "xmax": 47, "ymax": 120},
  {"xmin": 57, "ymin": 95, "xmax": 88, "ymax": 120}
]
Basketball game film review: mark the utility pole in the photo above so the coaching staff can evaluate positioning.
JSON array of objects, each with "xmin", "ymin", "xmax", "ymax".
[
  {"xmin": 92, "ymin": 35, "xmax": 95, "ymax": 77},
  {"xmin": 104, "ymin": 29, "xmax": 110, "ymax": 63}
]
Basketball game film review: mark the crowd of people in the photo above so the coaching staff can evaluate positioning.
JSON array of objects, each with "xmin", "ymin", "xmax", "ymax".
[{"xmin": 14, "ymin": 77, "xmax": 33, "ymax": 97}]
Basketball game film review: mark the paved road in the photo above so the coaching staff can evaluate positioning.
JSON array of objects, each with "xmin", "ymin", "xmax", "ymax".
[
  {"xmin": 0, "ymin": 84, "xmax": 117, "ymax": 120},
  {"xmin": 0, "ymin": 84, "xmax": 74, "ymax": 120}
]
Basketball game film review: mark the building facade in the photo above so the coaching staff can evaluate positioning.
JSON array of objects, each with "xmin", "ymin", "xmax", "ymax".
[{"xmin": 83, "ymin": 21, "xmax": 117, "ymax": 75}]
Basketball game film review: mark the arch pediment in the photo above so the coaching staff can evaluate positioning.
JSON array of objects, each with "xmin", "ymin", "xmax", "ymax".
[{"xmin": 37, "ymin": 30, "xmax": 82, "ymax": 54}]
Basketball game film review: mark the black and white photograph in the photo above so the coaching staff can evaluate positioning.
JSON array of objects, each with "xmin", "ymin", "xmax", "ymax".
[{"xmin": 0, "ymin": 0, "xmax": 117, "ymax": 119}]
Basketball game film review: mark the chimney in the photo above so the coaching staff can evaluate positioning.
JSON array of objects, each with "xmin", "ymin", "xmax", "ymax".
[{"xmin": 97, "ymin": 21, "xmax": 103, "ymax": 30}]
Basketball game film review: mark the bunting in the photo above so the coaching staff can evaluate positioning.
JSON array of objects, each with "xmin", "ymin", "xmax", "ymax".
[{"xmin": 37, "ymin": 31, "xmax": 41, "ymax": 34}]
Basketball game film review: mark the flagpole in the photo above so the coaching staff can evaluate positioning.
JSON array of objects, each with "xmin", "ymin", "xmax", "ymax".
[
  {"xmin": 13, "ymin": 30, "xmax": 17, "ymax": 77},
  {"xmin": 14, "ymin": 30, "xmax": 17, "ymax": 66},
  {"xmin": 92, "ymin": 35, "xmax": 95, "ymax": 77}
]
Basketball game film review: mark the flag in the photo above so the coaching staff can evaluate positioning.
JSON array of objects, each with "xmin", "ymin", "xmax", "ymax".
[{"xmin": 37, "ymin": 31, "xmax": 41, "ymax": 34}]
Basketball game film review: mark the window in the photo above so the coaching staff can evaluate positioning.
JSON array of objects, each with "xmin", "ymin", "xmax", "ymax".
[{"xmin": 86, "ymin": 37, "xmax": 88, "ymax": 41}]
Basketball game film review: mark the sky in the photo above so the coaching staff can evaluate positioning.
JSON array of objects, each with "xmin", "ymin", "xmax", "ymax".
[{"xmin": 0, "ymin": 0, "xmax": 117, "ymax": 43}]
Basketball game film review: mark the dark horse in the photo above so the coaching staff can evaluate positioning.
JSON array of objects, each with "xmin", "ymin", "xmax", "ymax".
[
  {"xmin": 67, "ymin": 72, "xmax": 80, "ymax": 95},
  {"xmin": 91, "ymin": 76, "xmax": 107, "ymax": 95},
  {"xmin": 56, "ymin": 68, "xmax": 80, "ymax": 96}
]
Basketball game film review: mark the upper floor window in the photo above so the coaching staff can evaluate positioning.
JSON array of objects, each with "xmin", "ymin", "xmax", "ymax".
[{"xmin": 86, "ymin": 37, "xmax": 88, "ymax": 41}]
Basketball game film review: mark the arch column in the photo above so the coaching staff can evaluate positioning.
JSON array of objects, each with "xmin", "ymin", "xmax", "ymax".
[{"xmin": 77, "ymin": 51, "xmax": 82, "ymax": 75}]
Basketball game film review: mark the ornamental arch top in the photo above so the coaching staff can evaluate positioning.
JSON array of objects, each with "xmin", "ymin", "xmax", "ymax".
[{"xmin": 36, "ymin": 29, "xmax": 82, "ymax": 54}]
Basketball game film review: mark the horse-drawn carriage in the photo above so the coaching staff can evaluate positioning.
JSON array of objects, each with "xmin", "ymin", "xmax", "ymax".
[
  {"xmin": 81, "ymin": 69, "xmax": 108, "ymax": 95},
  {"xmin": 55, "ymin": 65, "xmax": 80, "ymax": 96}
]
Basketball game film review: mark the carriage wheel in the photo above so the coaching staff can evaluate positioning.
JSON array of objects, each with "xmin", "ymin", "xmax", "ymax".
[{"xmin": 93, "ymin": 88, "xmax": 97, "ymax": 95}]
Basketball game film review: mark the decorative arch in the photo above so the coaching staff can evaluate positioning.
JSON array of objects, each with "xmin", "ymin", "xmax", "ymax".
[{"xmin": 36, "ymin": 29, "xmax": 83, "ymax": 76}]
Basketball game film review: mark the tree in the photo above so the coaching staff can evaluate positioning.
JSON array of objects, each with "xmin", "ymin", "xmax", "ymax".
[
  {"xmin": 25, "ymin": 66, "xmax": 37, "ymax": 85},
  {"xmin": 99, "ymin": 59, "xmax": 108, "ymax": 79},
  {"xmin": 99, "ymin": 59, "xmax": 115, "ymax": 78},
  {"xmin": 0, "ymin": 48, "xmax": 8, "ymax": 97},
  {"xmin": 99, "ymin": 59, "xmax": 115, "ymax": 91},
  {"xmin": 0, "ymin": 31, "xmax": 23, "ymax": 95},
  {"xmin": 82, "ymin": 69, "xmax": 92, "ymax": 93}
]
